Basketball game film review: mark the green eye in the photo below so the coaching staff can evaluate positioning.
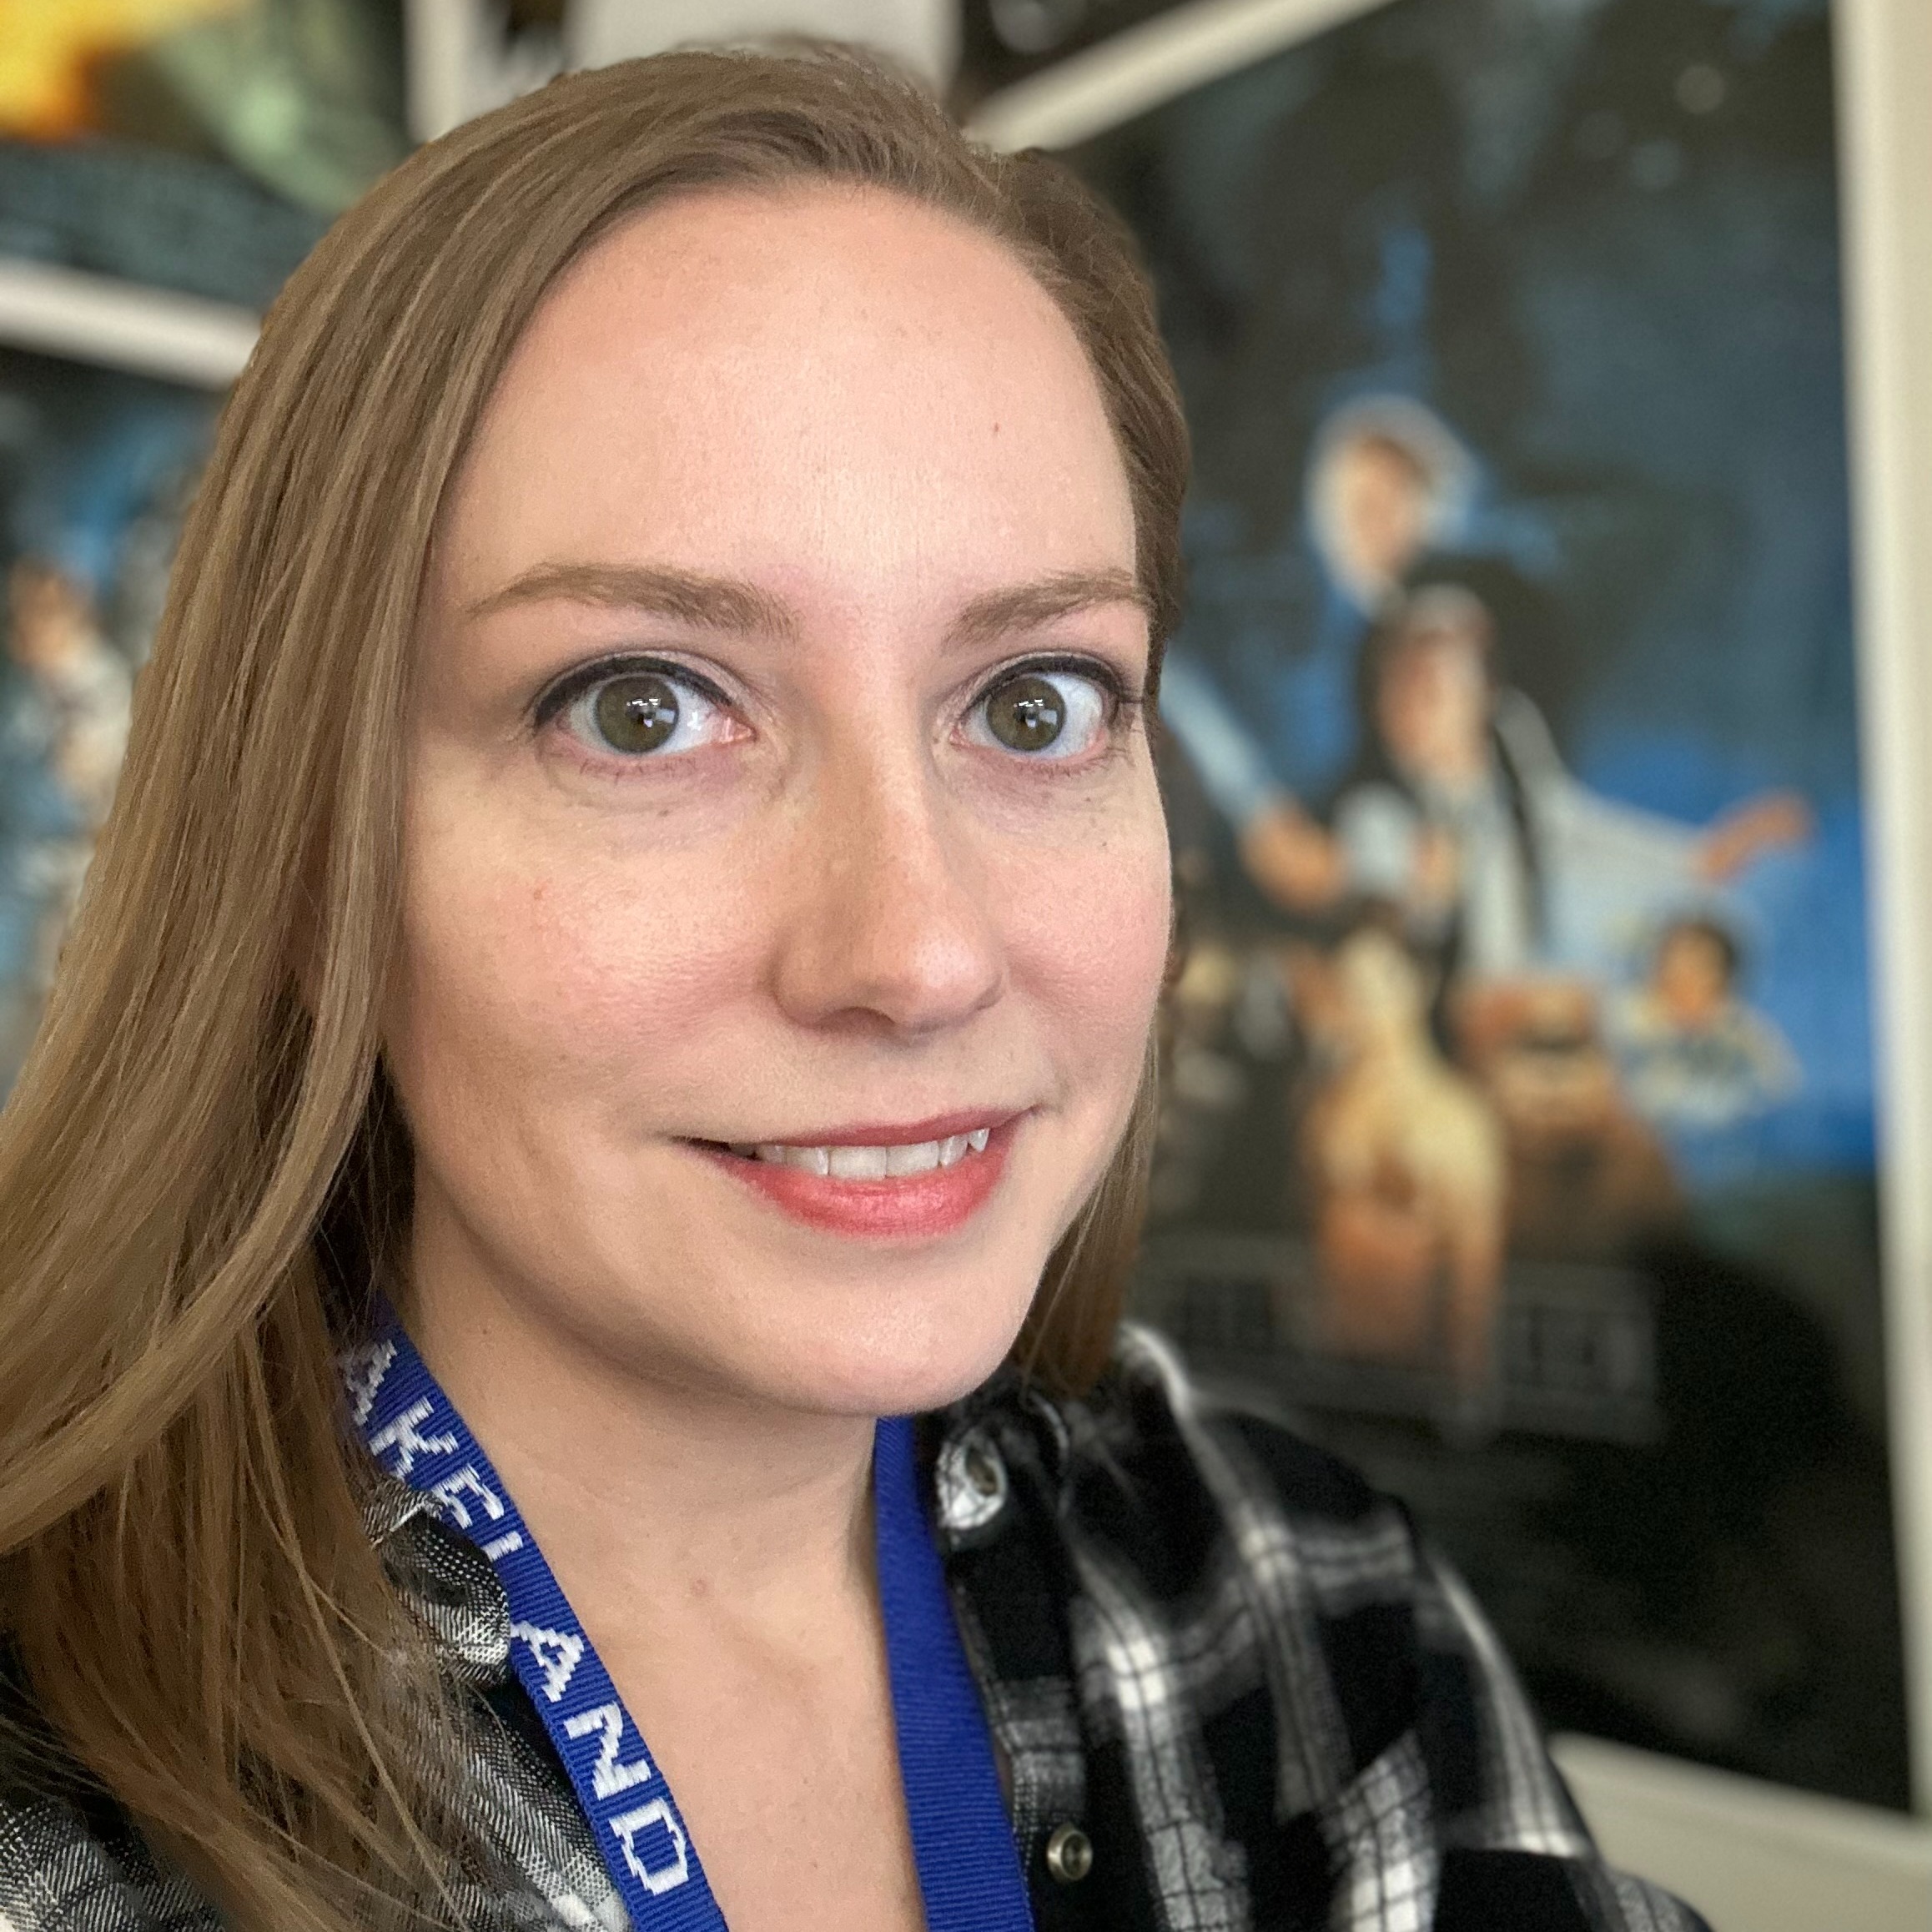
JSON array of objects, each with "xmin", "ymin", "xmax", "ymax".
[
  {"xmin": 592, "ymin": 673, "xmax": 680, "ymax": 753},
  {"xmin": 970, "ymin": 667, "xmax": 1114, "ymax": 761},
  {"xmin": 984, "ymin": 674, "xmax": 1068, "ymax": 753},
  {"xmin": 550, "ymin": 661, "xmax": 742, "ymax": 765}
]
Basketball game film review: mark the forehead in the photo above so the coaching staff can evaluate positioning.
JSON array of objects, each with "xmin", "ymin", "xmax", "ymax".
[{"xmin": 435, "ymin": 183, "xmax": 1136, "ymax": 610}]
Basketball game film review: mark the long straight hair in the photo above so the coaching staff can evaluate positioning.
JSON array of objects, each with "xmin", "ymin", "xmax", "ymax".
[{"xmin": 0, "ymin": 43, "xmax": 1187, "ymax": 1929}]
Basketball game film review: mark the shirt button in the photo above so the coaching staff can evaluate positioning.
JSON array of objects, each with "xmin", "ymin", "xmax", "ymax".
[
  {"xmin": 1044, "ymin": 1823, "xmax": 1093, "ymax": 1884},
  {"xmin": 963, "ymin": 1444, "xmax": 1004, "ymax": 1498},
  {"xmin": 936, "ymin": 1434, "xmax": 1008, "ymax": 1534}
]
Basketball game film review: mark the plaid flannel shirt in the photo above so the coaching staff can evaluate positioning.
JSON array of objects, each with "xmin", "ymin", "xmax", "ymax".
[{"xmin": 0, "ymin": 1324, "xmax": 1707, "ymax": 1932}]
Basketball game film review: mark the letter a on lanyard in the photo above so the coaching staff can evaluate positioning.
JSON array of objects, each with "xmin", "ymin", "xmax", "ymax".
[{"xmin": 345, "ymin": 1322, "xmax": 1036, "ymax": 1930}]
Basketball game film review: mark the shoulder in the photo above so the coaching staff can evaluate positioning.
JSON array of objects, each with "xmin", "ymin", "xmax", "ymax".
[
  {"xmin": 1044, "ymin": 1328, "xmax": 1553, "ymax": 1777},
  {"xmin": 1053, "ymin": 1321, "xmax": 1420, "ymax": 1594},
  {"xmin": 1079, "ymin": 1327, "xmax": 1452, "ymax": 1779},
  {"xmin": 948, "ymin": 1331, "xmax": 1713, "ymax": 1931},
  {"xmin": 946, "ymin": 1323, "xmax": 1441, "ymax": 1790},
  {"xmin": 0, "ymin": 1652, "xmax": 222, "ymax": 1932}
]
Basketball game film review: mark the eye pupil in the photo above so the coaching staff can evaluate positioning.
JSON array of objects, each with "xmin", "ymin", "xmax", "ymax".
[
  {"xmin": 987, "ymin": 674, "xmax": 1066, "ymax": 752},
  {"xmin": 594, "ymin": 673, "xmax": 679, "ymax": 753}
]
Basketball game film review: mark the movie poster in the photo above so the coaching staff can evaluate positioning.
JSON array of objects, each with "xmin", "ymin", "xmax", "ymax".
[
  {"xmin": 0, "ymin": 348, "xmax": 215, "ymax": 1084},
  {"xmin": 1057, "ymin": 0, "xmax": 1909, "ymax": 1806}
]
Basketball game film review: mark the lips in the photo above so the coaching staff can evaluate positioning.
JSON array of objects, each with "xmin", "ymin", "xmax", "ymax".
[
  {"xmin": 692, "ymin": 1114, "xmax": 1018, "ymax": 1240},
  {"xmin": 726, "ymin": 1127, "xmax": 992, "ymax": 1180}
]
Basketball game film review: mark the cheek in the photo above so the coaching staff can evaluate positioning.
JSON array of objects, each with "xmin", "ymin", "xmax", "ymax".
[
  {"xmin": 1000, "ymin": 787, "xmax": 1170, "ymax": 1097},
  {"xmin": 384, "ymin": 803, "xmax": 754, "ymax": 1136}
]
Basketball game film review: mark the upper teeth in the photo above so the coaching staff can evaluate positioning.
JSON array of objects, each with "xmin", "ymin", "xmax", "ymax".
[{"xmin": 729, "ymin": 1128, "xmax": 991, "ymax": 1179}]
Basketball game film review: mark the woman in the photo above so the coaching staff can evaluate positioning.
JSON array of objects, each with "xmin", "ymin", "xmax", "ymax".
[{"xmin": 0, "ymin": 46, "xmax": 1704, "ymax": 1932}]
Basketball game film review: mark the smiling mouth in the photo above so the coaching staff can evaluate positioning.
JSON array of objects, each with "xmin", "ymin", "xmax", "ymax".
[
  {"xmin": 690, "ymin": 1114, "xmax": 1018, "ymax": 1239},
  {"xmin": 721, "ymin": 1129, "xmax": 993, "ymax": 1180}
]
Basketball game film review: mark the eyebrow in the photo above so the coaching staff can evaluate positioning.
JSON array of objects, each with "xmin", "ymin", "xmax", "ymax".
[
  {"xmin": 947, "ymin": 568, "xmax": 1152, "ymax": 648},
  {"xmin": 466, "ymin": 563, "xmax": 797, "ymax": 638},
  {"xmin": 466, "ymin": 561, "xmax": 1149, "ymax": 647}
]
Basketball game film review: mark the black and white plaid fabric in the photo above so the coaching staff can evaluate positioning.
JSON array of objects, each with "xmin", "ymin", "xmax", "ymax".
[{"xmin": 1, "ymin": 1324, "xmax": 1707, "ymax": 1931}]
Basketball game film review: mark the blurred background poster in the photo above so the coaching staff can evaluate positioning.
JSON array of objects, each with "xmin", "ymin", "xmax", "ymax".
[
  {"xmin": 0, "ymin": 348, "xmax": 214, "ymax": 1082},
  {"xmin": 1020, "ymin": 0, "xmax": 1913, "ymax": 1809},
  {"xmin": 0, "ymin": 0, "xmax": 410, "ymax": 1084}
]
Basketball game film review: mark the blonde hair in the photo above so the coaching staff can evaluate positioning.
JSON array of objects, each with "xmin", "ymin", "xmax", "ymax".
[{"xmin": 0, "ymin": 43, "xmax": 1186, "ymax": 1932}]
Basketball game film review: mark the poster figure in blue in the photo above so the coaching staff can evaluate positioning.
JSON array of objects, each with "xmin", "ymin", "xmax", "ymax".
[
  {"xmin": 1160, "ymin": 397, "xmax": 1473, "ymax": 906},
  {"xmin": 1066, "ymin": 0, "xmax": 1907, "ymax": 1809}
]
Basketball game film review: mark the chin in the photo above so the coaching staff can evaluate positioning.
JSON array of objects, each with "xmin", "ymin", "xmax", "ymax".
[
  {"xmin": 617, "ymin": 1150, "xmax": 1089, "ymax": 1419},
  {"xmin": 716, "ymin": 1268, "xmax": 1041, "ymax": 1421}
]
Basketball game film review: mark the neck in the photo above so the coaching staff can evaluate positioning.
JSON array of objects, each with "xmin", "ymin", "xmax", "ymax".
[{"xmin": 404, "ymin": 1232, "xmax": 878, "ymax": 1642}]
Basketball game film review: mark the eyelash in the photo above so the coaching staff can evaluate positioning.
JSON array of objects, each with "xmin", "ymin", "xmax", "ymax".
[
  {"xmin": 529, "ymin": 650, "xmax": 1142, "ymax": 764},
  {"xmin": 981, "ymin": 653, "xmax": 1136, "ymax": 708}
]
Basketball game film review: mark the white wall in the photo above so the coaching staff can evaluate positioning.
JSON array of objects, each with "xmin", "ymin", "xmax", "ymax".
[
  {"xmin": 1555, "ymin": 1736, "xmax": 1932, "ymax": 1932},
  {"xmin": 1839, "ymin": 0, "xmax": 1932, "ymax": 1822}
]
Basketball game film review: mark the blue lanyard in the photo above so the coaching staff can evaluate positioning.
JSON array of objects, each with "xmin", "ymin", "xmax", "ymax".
[{"xmin": 345, "ymin": 1322, "xmax": 1035, "ymax": 1931}]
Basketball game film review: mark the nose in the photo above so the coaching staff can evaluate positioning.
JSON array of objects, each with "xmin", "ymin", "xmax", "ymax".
[{"xmin": 767, "ymin": 738, "xmax": 1007, "ymax": 1039}]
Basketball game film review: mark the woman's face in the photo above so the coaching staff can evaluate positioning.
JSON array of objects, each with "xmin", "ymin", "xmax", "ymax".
[{"xmin": 387, "ymin": 184, "xmax": 1170, "ymax": 1419}]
